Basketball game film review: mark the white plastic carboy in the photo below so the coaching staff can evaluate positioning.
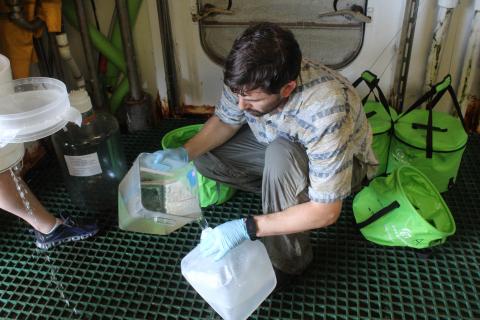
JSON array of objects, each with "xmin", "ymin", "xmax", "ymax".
[{"xmin": 181, "ymin": 232, "xmax": 277, "ymax": 320}]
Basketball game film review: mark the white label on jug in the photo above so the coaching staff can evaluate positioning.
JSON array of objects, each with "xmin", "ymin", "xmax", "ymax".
[{"xmin": 64, "ymin": 153, "xmax": 102, "ymax": 176}]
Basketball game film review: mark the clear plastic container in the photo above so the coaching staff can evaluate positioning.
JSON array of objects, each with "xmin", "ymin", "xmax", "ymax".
[
  {"xmin": 118, "ymin": 153, "xmax": 202, "ymax": 235},
  {"xmin": 51, "ymin": 90, "xmax": 127, "ymax": 210},
  {"xmin": 0, "ymin": 54, "xmax": 25, "ymax": 173},
  {"xmin": 181, "ymin": 238, "xmax": 277, "ymax": 320},
  {"xmin": 0, "ymin": 77, "xmax": 81, "ymax": 145}
]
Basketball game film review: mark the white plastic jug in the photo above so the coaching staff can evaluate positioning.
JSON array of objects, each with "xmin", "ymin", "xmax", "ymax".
[{"xmin": 181, "ymin": 237, "xmax": 277, "ymax": 320}]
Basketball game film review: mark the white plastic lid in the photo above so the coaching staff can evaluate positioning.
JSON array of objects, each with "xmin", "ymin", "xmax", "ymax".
[
  {"xmin": 0, "ymin": 143, "xmax": 25, "ymax": 173},
  {"xmin": 69, "ymin": 89, "xmax": 93, "ymax": 114},
  {"xmin": 0, "ymin": 77, "xmax": 82, "ymax": 145}
]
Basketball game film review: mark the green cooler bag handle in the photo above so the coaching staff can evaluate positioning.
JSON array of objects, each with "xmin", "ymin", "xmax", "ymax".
[
  {"xmin": 356, "ymin": 201, "xmax": 400, "ymax": 229},
  {"xmin": 396, "ymin": 75, "xmax": 468, "ymax": 158},
  {"xmin": 353, "ymin": 70, "xmax": 394, "ymax": 121}
]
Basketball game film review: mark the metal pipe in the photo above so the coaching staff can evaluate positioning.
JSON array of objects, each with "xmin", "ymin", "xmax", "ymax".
[
  {"xmin": 115, "ymin": 0, "xmax": 142, "ymax": 101},
  {"xmin": 457, "ymin": 1, "xmax": 480, "ymax": 115},
  {"xmin": 106, "ymin": 0, "xmax": 143, "ymax": 88},
  {"xmin": 200, "ymin": 20, "xmax": 363, "ymax": 29},
  {"xmin": 74, "ymin": 0, "xmax": 105, "ymax": 110},
  {"xmin": 157, "ymin": 0, "xmax": 180, "ymax": 115},
  {"xmin": 424, "ymin": 0, "xmax": 459, "ymax": 92},
  {"xmin": 390, "ymin": 0, "xmax": 419, "ymax": 112}
]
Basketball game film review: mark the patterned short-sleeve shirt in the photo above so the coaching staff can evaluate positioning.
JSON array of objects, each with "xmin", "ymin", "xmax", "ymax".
[{"xmin": 215, "ymin": 59, "xmax": 378, "ymax": 203}]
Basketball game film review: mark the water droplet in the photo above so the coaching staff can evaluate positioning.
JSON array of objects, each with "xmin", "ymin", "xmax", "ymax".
[{"xmin": 9, "ymin": 165, "xmax": 37, "ymax": 224}]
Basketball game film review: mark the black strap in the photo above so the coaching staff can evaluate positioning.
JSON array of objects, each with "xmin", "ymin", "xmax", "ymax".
[
  {"xmin": 357, "ymin": 201, "xmax": 400, "ymax": 229},
  {"xmin": 411, "ymin": 123, "xmax": 448, "ymax": 132},
  {"xmin": 366, "ymin": 111, "xmax": 377, "ymax": 118},
  {"xmin": 427, "ymin": 104, "xmax": 434, "ymax": 158},
  {"xmin": 397, "ymin": 74, "xmax": 468, "ymax": 158},
  {"xmin": 397, "ymin": 86, "xmax": 437, "ymax": 119},
  {"xmin": 353, "ymin": 71, "xmax": 393, "ymax": 120},
  {"xmin": 352, "ymin": 77, "xmax": 363, "ymax": 88}
]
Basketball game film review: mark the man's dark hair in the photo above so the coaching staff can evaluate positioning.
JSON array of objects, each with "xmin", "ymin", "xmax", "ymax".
[{"xmin": 224, "ymin": 22, "xmax": 302, "ymax": 95}]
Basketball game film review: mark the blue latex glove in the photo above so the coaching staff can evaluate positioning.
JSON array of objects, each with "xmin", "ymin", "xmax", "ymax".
[
  {"xmin": 140, "ymin": 147, "xmax": 189, "ymax": 172},
  {"xmin": 199, "ymin": 219, "xmax": 250, "ymax": 261}
]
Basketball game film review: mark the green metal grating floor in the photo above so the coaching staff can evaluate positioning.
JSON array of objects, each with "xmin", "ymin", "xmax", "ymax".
[{"xmin": 1, "ymin": 119, "xmax": 479, "ymax": 319}]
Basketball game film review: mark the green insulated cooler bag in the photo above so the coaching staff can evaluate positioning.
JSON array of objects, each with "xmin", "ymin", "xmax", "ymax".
[
  {"xmin": 353, "ymin": 71, "xmax": 397, "ymax": 176},
  {"xmin": 162, "ymin": 124, "xmax": 236, "ymax": 208},
  {"xmin": 387, "ymin": 75, "xmax": 469, "ymax": 192},
  {"xmin": 352, "ymin": 166, "xmax": 456, "ymax": 249}
]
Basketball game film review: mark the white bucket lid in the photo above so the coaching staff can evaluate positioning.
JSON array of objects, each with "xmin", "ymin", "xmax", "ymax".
[
  {"xmin": 0, "ymin": 77, "xmax": 82, "ymax": 145},
  {"xmin": 0, "ymin": 143, "xmax": 25, "ymax": 173}
]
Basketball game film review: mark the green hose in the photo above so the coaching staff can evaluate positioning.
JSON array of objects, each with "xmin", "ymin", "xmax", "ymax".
[
  {"xmin": 63, "ymin": 0, "xmax": 126, "ymax": 72},
  {"xmin": 63, "ymin": 0, "xmax": 143, "ymax": 113},
  {"xmin": 110, "ymin": 78, "xmax": 130, "ymax": 114}
]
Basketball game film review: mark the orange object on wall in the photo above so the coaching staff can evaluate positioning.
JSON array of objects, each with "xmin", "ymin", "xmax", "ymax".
[{"xmin": 0, "ymin": 0, "xmax": 62, "ymax": 79}]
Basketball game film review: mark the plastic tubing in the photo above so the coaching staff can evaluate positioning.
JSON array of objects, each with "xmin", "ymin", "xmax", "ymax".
[
  {"xmin": 56, "ymin": 33, "xmax": 86, "ymax": 88},
  {"xmin": 110, "ymin": 78, "xmax": 129, "ymax": 114},
  {"xmin": 63, "ymin": 0, "xmax": 143, "ymax": 113},
  {"xmin": 63, "ymin": 0, "xmax": 126, "ymax": 73}
]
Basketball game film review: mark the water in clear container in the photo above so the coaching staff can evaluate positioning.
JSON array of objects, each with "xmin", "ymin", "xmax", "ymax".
[
  {"xmin": 118, "ymin": 153, "xmax": 202, "ymax": 235},
  {"xmin": 51, "ymin": 90, "xmax": 127, "ymax": 210}
]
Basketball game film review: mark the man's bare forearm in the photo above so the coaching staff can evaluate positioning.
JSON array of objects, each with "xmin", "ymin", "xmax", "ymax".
[
  {"xmin": 184, "ymin": 115, "xmax": 241, "ymax": 160},
  {"xmin": 254, "ymin": 200, "xmax": 342, "ymax": 237}
]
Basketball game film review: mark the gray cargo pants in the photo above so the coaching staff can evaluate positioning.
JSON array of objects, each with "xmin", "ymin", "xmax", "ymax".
[{"xmin": 194, "ymin": 126, "xmax": 366, "ymax": 275}]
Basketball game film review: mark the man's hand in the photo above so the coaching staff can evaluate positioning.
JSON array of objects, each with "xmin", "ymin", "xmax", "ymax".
[
  {"xmin": 199, "ymin": 219, "xmax": 250, "ymax": 261},
  {"xmin": 140, "ymin": 147, "xmax": 189, "ymax": 172}
]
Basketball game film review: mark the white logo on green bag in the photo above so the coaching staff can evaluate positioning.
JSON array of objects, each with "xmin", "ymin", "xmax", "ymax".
[
  {"xmin": 393, "ymin": 149, "xmax": 417, "ymax": 164},
  {"xmin": 398, "ymin": 228, "xmax": 412, "ymax": 239},
  {"xmin": 388, "ymin": 225, "xmax": 411, "ymax": 246}
]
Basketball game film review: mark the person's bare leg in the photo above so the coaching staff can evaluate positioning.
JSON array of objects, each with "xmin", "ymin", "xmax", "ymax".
[{"xmin": 0, "ymin": 170, "xmax": 60, "ymax": 234}]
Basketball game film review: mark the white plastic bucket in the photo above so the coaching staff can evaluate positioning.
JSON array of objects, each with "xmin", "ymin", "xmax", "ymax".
[
  {"xmin": 0, "ymin": 77, "xmax": 81, "ymax": 144},
  {"xmin": 0, "ymin": 54, "xmax": 24, "ymax": 171}
]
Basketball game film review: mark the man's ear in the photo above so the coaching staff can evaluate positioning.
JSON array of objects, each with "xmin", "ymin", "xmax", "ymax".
[{"xmin": 280, "ymin": 81, "xmax": 297, "ymax": 98}]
